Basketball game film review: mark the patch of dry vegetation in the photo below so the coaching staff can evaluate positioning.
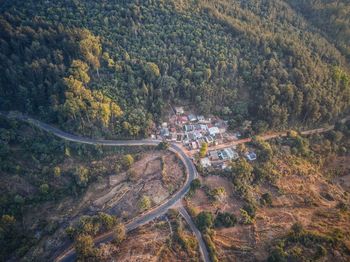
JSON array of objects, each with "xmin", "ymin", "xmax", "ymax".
[{"xmin": 187, "ymin": 129, "xmax": 350, "ymax": 261}]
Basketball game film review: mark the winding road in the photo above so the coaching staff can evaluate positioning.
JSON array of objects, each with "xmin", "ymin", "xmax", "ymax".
[
  {"xmin": 0, "ymin": 111, "xmax": 209, "ymax": 262},
  {"xmin": 2, "ymin": 111, "xmax": 348, "ymax": 262}
]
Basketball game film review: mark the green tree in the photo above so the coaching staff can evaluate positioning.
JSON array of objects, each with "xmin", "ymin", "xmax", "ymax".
[
  {"xmin": 39, "ymin": 183, "xmax": 49, "ymax": 195},
  {"xmin": 74, "ymin": 234, "xmax": 96, "ymax": 259},
  {"xmin": 138, "ymin": 195, "xmax": 151, "ymax": 211},
  {"xmin": 261, "ymin": 192, "xmax": 273, "ymax": 206},
  {"xmin": 199, "ymin": 142, "xmax": 208, "ymax": 158},
  {"xmin": 98, "ymin": 212, "xmax": 117, "ymax": 230},
  {"xmin": 122, "ymin": 154, "xmax": 134, "ymax": 170},
  {"xmin": 196, "ymin": 211, "xmax": 214, "ymax": 232},
  {"xmin": 144, "ymin": 62, "xmax": 160, "ymax": 81},
  {"xmin": 190, "ymin": 178, "xmax": 201, "ymax": 191},
  {"xmin": 228, "ymin": 158, "xmax": 254, "ymax": 191},
  {"xmin": 113, "ymin": 223, "xmax": 126, "ymax": 245},
  {"xmin": 53, "ymin": 166, "xmax": 61, "ymax": 178},
  {"xmin": 74, "ymin": 166, "xmax": 89, "ymax": 187},
  {"xmin": 157, "ymin": 141, "xmax": 169, "ymax": 150},
  {"xmin": 214, "ymin": 212, "xmax": 237, "ymax": 228}
]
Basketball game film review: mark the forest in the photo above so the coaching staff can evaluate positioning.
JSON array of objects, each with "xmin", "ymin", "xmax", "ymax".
[{"xmin": 0, "ymin": 0, "xmax": 349, "ymax": 137}]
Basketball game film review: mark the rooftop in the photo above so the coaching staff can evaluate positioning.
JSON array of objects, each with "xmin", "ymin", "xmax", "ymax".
[{"xmin": 246, "ymin": 152, "xmax": 257, "ymax": 161}]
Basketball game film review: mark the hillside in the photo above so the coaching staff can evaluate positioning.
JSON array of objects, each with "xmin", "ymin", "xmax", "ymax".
[
  {"xmin": 186, "ymin": 121, "xmax": 350, "ymax": 261},
  {"xmin": 0, "ymin": 0, "xmax": 349, "ymax": 137},
  {"xmin": 286, "ymin": 0, "xmax": 350, "ymax": 61},
  {"xmin": 0, "ymin": 1, "xmax": 350, "ymax": 261}
]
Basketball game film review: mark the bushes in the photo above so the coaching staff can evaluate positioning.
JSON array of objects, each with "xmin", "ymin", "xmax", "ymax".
[
  {"xmin": 112, "ymin": 223, "xmax": 126, "ymax": 245},
  {"xmin": 122, "ymin": 154, "xmax": 134, "ymax": 170},
  {"xmin": 187, "ymin": 178, "xmax": 201, "ymax": 197},
  {"xmin": 203, "ymin": 233, "xmax": 219, "ymax": 262},
  {"xmin": 138, "ymin": 195, "xmax": 151, "ymax": 211},
  {"xmin": 195, "ymin": 211, "xmax": 214, "ymax": 232},
  {"xmin": 74, "ymin": 234, "xmax": 97, "ymax": 260},
  {"xmin": 242, "ymin": 202, "xmax": 257, "ymax": 218},
  {"xmin": 206, "ymin": 187, "xmax": 226, "ymax": 203},
  {"xmin": 214, "ymin": 212, "xmax": 237, "ymax": 228},
  {"xmin": 260, "ymin": 192, "xmax": 273, "ymax": 206},
  {"xmin": 268, "ymin": 223, "xmax": 349, "ymax": 261},
  {"xmin": 74, "ymin": 166, "xmax": 89, "ymax": 187},
  {"xmin": 66, "ymin": 213, "xmax": 119, "ymax": 239},
  {"xmin": 240, "ymin": 209, "xmax": 254, "ymax": 225},
  {"xmin": 157, "ymin": 141, "xmax": 169, "ymax": 150}
]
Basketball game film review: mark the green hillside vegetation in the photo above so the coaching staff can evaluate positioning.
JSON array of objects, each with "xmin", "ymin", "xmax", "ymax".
[
  {"xmin": 0, "ymin": 116, "xmax": 137, "ymax": 260},
  {"xmin": 286, "ymin": 0, "xmax": 350, "ymax": 61},
  {"xmin": 0, "ymin": 0, "xmax": 349, "ymax": 137}
]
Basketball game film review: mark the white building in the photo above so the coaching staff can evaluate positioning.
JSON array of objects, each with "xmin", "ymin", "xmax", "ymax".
[
  {"xmin": 224, "ymin": 148, "xmax": 239, "ymax": 160},
  {"xmin": 200, "ymin": 157, "xmax": 211, "ymax": 168},
  {"xmin": 208, "ymin": 126, "xmax": 220, "ymax": 136}
]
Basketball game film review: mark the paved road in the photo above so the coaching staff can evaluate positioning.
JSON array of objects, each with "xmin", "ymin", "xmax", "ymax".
[
  {"xmin": 0, "ymin": 112, "xmax": 207, "ymax": 262},
  {"xmin": 3, "ymin": 111, "xmax": 348, "ymax": 262},
  {"xmin": 178, "ymin": 206, "xmax": 210, "ymax": 262}
]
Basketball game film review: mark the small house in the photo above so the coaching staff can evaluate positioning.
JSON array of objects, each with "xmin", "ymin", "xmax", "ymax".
[
  {"xmin": 191, "ymin": 141, "xmax": 198, "ymax": 149},
  {"xmin": 208, "ymin": 126, "xmax": 220, "ymax": 137},
  {"xmin": 224, "ymin": 148, "xmax": 239, "ymax": 160},
  {"xmin": 246, "ymin": 152, "xmax": 257, "ymax": 161},
  {"xmin": 209, "ymin": 150, "xmax": 220, "ymax": 161},
  {"xmin": 190, "ymin": 131, "xmax": 202, "ymax": 140},
  {"xmin": 188, "ymin": 114, "xmax": 197, "ymax": 122},
  {"xmin": 160, "ymin": 128, "xmax": 170, "ymax": 137},
  {"xmin": 218, "ymin": 150, "xmax": 228, "ymax": 160},
  {"xmin": 197, "ymin": 115, "xmax": 205, "ymax": 122},
  {"xmin": 184, "ymin": 125, "xmax": 194, "ymax": 132},
  {"xmin": 204, "ymin": 136, "xmax": 214, "ymax": 144},
  {"xmin": 200, "ymin": 157, "xmax": 211, "ymax": 168}
]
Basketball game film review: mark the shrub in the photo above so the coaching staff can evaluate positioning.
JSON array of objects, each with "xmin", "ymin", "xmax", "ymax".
[
  {"xmin": 203, "ymin": 233, "xmax": 219, "ymax": 262},
  {"xmin": 157, "ymin": 141, "xmax": 169, "ymax": 150},
  {"xmin": 74, "ymin": 166, "xmax": 89, "ymax": 187},
  {"xmin": 195, "ymin": 211, "xmax": 214, "ymax": 232},
  {"xmin": 214, "ymin": 212, "xmax": 237, "ymax": 228},
  {"xmin": 113, "ymin": 223, "xmax": 126, "ymax": 245},
  {"xmin": 240, "ymin": 209, "xmax": 254, "ymax": 225},
  {"xmin": 39, "ymin": 183, "xmax": 49, "ymax": 195},
  {"xmin": 243, "ymin": 202, "xmax": 256, "ymax": 218},
  {"xmin": 190, "ymin": 178, "xmax": 201, "ymax": 191},
  {"xmin": 261, "ymin": 192, "xmax": 273, "ymax": 206},
  {"xmin": 138, "ymin": 195, "xmax": 151, "ymax": 211},
  {"xmin": 122, "ymin": 154, "xmax": 134, "ymax": 169},
  {"xmin": 74, "ymin": 234, "xmax": 96, "ymax": 259}
]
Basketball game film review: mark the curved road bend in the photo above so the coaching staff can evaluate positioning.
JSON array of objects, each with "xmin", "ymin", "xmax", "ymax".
[
  {"xmin": 6, "ymin": 111, "xmax": 346, "ymax": 262},
  {"xmin": 0, "ymin": 112, "xmax": 209, "ymax": 262}
]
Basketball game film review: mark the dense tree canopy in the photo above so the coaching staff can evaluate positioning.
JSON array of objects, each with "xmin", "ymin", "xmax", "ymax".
[{"xmin": 0, "ymin": 0, "xmax": 349, "ymax": 135}]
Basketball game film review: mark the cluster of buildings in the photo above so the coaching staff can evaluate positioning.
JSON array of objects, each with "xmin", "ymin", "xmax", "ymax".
[
  {"xmin": 159, "ymin": 106, "xmax": 227, "ymax": 150},
  {"xmin": 157, "ymin": 106, "xmax": 257, "ymax": 171}
]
